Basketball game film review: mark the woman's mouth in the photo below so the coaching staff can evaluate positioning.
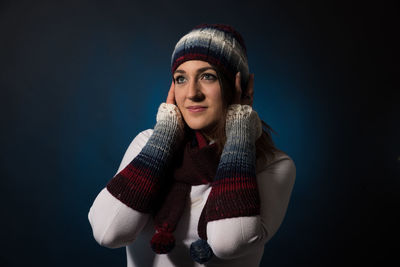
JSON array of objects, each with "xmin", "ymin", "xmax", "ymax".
[{"xmin": 187, "ymin": 106, "xmax": 207, "ymax": 113}]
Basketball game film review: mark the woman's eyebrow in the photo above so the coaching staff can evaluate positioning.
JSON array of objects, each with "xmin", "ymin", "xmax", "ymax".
[{"xmin": 174, "ymin": 67, "xmax": 216, "ymax": 74}]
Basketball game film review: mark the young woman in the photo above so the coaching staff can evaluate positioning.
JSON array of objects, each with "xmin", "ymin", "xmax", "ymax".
[{"xmin": 88, "ymin": 23, "xmax": 296, "ymax": 267}]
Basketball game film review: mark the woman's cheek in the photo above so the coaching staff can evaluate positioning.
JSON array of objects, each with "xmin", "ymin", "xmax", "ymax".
[{"xmin": 174, "ymin": 90, "xmax": 185, "ymax": 108}]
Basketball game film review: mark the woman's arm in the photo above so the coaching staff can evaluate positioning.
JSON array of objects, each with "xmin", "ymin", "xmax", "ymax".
[
  {"xmin": 88, "ymin": 129, "xmax": 152, "ymax": 248},
  {"xmin": 205, "ymin": 104, "xmax": 296, "ymax": 259},
  {"xmin": 207, "ymin": 154, "xmax": 296, "ymax": 259},
  {"xmin": 106, "ymin": 103, "xmax": 183, "ymax": 212},
  {"xmin": 88, "ymin": 102, "xmax": 184, "ymax": 248}
]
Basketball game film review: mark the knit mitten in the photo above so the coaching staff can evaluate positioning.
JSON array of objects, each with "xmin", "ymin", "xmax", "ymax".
[
  {"xmin": 106, "ymin": 103, "xmax": 184, "ymax": 213},
  {"xmin": 191, "ymin": 104, "xmax": 262, "ymax": 263}
]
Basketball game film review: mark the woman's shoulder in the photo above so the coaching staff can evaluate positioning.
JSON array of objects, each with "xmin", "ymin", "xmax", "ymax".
[
  {"xmin": 134, "ymin": 129, "xmax": 153, "ymax": 142},
  {"xmin": 124, "ymin": 129, "xmax": 153, "ymax": 149},
  {"xmin": 255, "ymin": 150, "xmax": 296, "ymax": 191},
  {"xmin": 256, "ymin": 149, "xmax": 296, "ymax": 175},
  {"xmin": 115, "ymin": 129, "xmax": 154, "ymax": 173}
]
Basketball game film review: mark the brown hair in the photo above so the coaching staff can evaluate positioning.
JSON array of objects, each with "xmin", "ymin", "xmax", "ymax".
[{"xmin": 201, "ymin": 64, "xmax": 281, "ymax": 164}]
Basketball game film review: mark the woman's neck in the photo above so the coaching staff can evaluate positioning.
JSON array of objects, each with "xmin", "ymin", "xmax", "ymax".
[
  {"xmin": 199, "ymin": 122, "xmax": 224, "ymax": 144},
  {"xmin": 200, "ymin": 131, "xmax": 213, "ymax": 142}
]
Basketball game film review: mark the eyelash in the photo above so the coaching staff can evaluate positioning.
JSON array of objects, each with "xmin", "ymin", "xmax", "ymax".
[{"xmin": 174, "ymin": 73, "xmax": 217, "ymax": 84}]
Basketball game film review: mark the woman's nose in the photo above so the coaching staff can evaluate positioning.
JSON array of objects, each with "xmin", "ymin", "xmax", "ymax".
[{"xmin": 187, "ymin": 80, "xmax": 204, "ymax": 101}]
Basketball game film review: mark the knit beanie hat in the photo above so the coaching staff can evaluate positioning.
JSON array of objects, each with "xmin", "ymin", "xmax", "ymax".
[{"xmin": 171, "ymin": 23, "xmax": 250, "ymax": 92}]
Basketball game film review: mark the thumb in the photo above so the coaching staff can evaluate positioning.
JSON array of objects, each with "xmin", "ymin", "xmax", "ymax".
[
  {"xmin": 233, "ymin": 72, "xmax": 242, "ymax": 104},
  {"xmin": 166, "ymin": 80, "xmax": 175, "ymax": 104}
]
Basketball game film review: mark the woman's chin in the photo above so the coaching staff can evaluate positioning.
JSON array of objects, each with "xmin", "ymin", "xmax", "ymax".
[
  {"xmin": 186, "ymin": 123, "xmax": 205, "ymax": 131},
  {"xmin": 186, "ymin": 122, "xmax": 218, "ymax": 134}
]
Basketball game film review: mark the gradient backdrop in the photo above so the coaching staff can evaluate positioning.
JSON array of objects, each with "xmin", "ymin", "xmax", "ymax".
[{"xmin": 0, "ymin": 0, "xmax": 398, "ymax": 266}]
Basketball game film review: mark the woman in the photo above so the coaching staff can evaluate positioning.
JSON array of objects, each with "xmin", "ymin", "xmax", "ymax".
[{"xmin": 88, "ymin": 23, "xmax": 296, "ymax": 267}]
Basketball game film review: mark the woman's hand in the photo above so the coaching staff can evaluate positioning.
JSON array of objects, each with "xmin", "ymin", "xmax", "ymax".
[
  {"xmin": 233, "ymin": 72, "xmax": 254, "ymax": 106},
  {"xmin": 166, "ymin": 80, "xmax": 176, "ymax": 105}
]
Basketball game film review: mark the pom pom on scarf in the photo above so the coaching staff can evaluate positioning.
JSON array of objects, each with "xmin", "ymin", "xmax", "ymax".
[
  {"xmin": 190, "ymin": 239, "xmax": 214, "ymax": 263},
  {"xmin": 150, "ymin": 231, "xmax": 175, "ymax": 254}
]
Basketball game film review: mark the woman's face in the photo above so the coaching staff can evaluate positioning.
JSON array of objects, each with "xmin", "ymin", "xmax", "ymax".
[{"xmin": 173, "ymin": 60, "xmax": 224, "ymax": 134}]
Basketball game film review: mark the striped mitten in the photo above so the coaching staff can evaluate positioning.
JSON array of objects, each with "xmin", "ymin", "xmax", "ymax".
[
  {"xmin": 191, "ymin": 104, "xmax": 262, "ymax": 263},
  {"xmin": 106, "ymin": 103, "xmax": 184, "ymax": 213}
]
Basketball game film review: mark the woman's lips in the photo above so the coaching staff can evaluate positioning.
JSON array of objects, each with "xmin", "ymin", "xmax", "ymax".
[{"xmin": 187, "ymin": 106, "xmax": 207, "ymax": 112}]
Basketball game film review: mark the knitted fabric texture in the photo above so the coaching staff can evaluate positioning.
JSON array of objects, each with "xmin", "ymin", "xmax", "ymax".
[
  {"xmin": 171, "ymin": 23, "xmax": 250, "ymax": 91},
  {"xmin": 197, "ymin": 104, "xmax": 262, "ymax": 241},
  {"xmin": 106, "ymin": 102, "xmax": 262, "ymax": 264},
  {"xmin": 106, "ymin": 103, "xmax": 184, "ymax": 213},
  {"xmin": 151, "ymin": 130, "xmax": 221, "ymax": 254}
]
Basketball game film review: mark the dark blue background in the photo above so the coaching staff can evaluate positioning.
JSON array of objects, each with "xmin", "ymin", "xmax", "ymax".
[{"xmin": 1, "ymin": 0, "xmax": 398, "ymax": 266}]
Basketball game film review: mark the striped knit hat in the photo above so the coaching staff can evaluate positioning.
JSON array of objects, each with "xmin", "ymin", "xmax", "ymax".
[{"xmin": 171, "ymin": 23, "xmax": 250, "ymax": 92}]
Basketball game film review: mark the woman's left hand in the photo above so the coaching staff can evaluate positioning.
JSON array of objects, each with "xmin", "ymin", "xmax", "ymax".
[{"xmin": 233, "ymin": 72, "xmax": 254, "ymax": 106}]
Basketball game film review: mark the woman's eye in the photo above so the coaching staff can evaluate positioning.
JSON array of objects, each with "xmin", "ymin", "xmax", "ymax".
[
  {"xmin": 174, "ymin": 73, "xmax": 216, "ymax": 84},
  {"xmin": 175, "ymin": 76, "xmax": 186, "ymax": 84},
  {"xmin": 201, "ymin": 73, "xmax": 217, "ymax": 80}
]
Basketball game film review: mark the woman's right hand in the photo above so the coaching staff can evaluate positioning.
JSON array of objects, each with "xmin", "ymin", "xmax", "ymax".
[
  {"xmin": 156, "ymin": 79, "xmax": 184, "ymax": 139},
  {"xmin": 166, "ymin": 80, "xmax": 176, "ymax": 105}
]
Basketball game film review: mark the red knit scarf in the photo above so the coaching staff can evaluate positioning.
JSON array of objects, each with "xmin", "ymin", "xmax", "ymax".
[{"xmin": 150, "ymin": 130, "xmax": 221, "ymax": 253}]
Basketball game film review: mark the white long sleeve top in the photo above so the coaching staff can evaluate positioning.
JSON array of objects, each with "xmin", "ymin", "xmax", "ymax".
[{"xmin": 88, "ymin": 129, "xmax": 296, "ymax": 267}]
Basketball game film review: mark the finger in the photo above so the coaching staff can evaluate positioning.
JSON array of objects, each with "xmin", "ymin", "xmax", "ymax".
[
  {"xmin": 247, "ymin": 74, "xmax": 254, "ymax": 106},
  {"xmin": 247, "ymin": 74, "xmax": 254, "ymax": 97},
  {"xmin": 233, "ymin": 72, "xmax": 242, "ymax": 104},
  {"xmin": 241, "ymin": 74, "xmax": 254, "ymax": 106},
  {"xmin": 166, "ymin": 79, "xmax": 175, "ymax": 104}
]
